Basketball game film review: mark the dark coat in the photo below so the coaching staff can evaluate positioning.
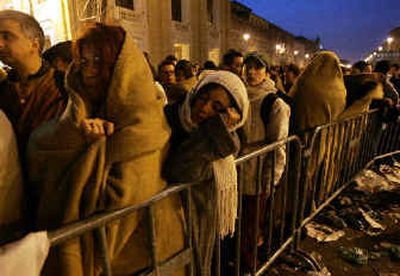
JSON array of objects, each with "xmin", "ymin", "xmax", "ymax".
[{"xmin": 163, "ymin": 100, "xmax": 239, "ymax": 276}]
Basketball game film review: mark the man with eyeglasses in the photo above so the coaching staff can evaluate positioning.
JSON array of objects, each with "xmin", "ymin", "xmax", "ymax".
[{"xmin": 157, "ymin": 59, "xmax": 177, "ymax": 93}]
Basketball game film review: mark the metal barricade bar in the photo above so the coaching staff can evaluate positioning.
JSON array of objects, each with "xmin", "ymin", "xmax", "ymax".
[{"xmin": 5, "ymin": 109, "xmax": 396, "ymax": 275}]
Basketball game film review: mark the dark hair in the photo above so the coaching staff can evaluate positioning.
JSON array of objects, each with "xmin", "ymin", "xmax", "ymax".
[
  {"xmin": 165, "ymin": 55, "xmax": 178, "ymax": 63},
  {"xmin": 42, "ymin": 41, "xmax": 72, "ymax": 64},
  {"xmin": 287, "ymin": 63, "xmax": 300, "ymax": 76},
  {"xmin": 175, "ymin": 59, "xmax": 194, "ymax": 79},
  {"xmin": 391, "ymin": 63, "xmax": 400, "ymax": 70},
  {"xmin": 344, "ymin": 75, "xmax": 380, "ymax": 107},
  {"xmin": 158, "ymin": 60, "xmax": 175, "ymax": 75},
  {"xmin": 352, "ymin": 60, "xmax": 370, "ymax": 72},
  {"xmin": 244, "ymin": 54, "xmax": 269, "ymax": 71},
  {"xmin": 203, "ymin": 60, "xmax": 217, "ymax": 70},
  {"xmin": 374, "ymin": 60, "xmax": 391, "ymax": 75},
  {"xmin": 222, "ymin": 49, "xmax": 243, "ymax": 66},
  {"xmin": 0, "ymin": 10, "xmax": 45, "ymax": 53}
]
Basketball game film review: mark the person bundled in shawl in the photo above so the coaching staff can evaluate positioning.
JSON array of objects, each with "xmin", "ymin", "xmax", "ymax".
[
  {"xmin": 27, "ymin": 23, "xmax": 184, "ymax": 275},
  {"xmin": 163, "ymin": 71, "xmax": 249, "ymax": 275},
  {"xmin": 288, "ymin": 51, "xmax": 346, "ymax": 213}
]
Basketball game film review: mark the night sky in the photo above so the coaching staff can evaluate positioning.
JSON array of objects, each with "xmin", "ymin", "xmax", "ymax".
[{"xmin": 236, "ymin": 0, "xmax": 400, "ymax": 63}]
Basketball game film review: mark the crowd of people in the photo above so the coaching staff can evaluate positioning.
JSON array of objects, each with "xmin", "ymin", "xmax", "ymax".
[{"xmin": 0, "ymin": 10, "xmax": 399, "ymax": 275}]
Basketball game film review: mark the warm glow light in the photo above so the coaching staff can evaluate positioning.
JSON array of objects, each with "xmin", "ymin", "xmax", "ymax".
[
  {"xmin": 275, "ymin": 44, "xmax": 285, "ymax": 54},
  {"xmin": 305, "ymin": 53, "xmax": 310, "ymax": 59},
  {"xmin": 294, "ymin": 50, "xmax": 299, "ymax": 55},
  {"xmin": 378, "ymin": 46, "xmax": 383, "ymax": 51},
  {"xmin": 387, "ymin": 37, "xmax": 394, "ymax": 44},
  {"xmin": 243, "ymin": 33, "xmax": 251, "ymax": 41},
  {"xmin": 373, "ymin": 52, "xmax": 377, "ymax": 56}
]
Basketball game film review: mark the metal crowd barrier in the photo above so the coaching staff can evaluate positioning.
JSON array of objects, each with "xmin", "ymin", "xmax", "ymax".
[{"xmin": 25, "ymin": 109, "xmax": 400, "ymax": 275}]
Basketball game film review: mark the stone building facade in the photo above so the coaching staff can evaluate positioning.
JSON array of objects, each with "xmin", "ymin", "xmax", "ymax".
[
  {"xmin": 66, "ymin": 0, "xmax": 231, "ymax": 65},
  {"xmin": 228, "ymin": 1, "xmax": 319, "ymax": 67},
  {"xmin": 1, "ymin": 0, "xmax": 319, "ymax": 67},
  {"xmin": 367, "ymin": 27, "xmax": 400, "ymax": 65}
]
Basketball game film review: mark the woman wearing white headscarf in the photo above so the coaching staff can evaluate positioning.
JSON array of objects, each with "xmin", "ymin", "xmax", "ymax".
[{"xmin": 163, "ymin": 71, "xmax": 249, "ymax": 275}]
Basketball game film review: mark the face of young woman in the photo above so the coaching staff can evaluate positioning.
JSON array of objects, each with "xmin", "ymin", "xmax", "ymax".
[
  {"xmin": 245, "ymin": 63, "xmax": 266, "ymax": 87},
  {"xmin": 191, "ymin": 85, "xmax": 232, "ymax": 124},
  {"xmin": 79, "ymin": 45, "xmax": 111, "ymax": 103}
]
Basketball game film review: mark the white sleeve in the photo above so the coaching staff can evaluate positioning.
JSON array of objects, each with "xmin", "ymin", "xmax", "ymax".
[{"xmin": 265, "ymin": 99, "xmax": 291, "ymax": 186}]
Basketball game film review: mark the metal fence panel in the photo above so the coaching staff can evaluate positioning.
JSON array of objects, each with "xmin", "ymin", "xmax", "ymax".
[{"xmin": 4, "ymin": 110, "xmax": 396, "ymax": 275}]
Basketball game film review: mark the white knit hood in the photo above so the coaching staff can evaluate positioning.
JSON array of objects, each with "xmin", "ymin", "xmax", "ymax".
[{"xmin": 180, "ymin": 70, "xmax": 249, "ymax": 132}]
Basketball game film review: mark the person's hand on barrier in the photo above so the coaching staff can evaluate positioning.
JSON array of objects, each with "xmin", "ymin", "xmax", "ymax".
[{"xmin": 81, "ymin": 118, "xmax": 114, "ymax": 139}]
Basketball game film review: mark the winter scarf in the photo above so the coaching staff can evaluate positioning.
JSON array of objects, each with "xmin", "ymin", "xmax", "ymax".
[{"xmin": 179, "ymin": 71, "xmax": 249, "ymax": 237}]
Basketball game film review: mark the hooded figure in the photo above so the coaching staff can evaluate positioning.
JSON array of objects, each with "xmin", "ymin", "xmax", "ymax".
[
  {"xmin": 27, "ymin": 24, "xmax": 184, "ymax": 275},
  {"xmin": 163, "ymin": 71, "xmax": 249, "ymax": 275},
  {"xmin": 289, "ymin": 51, "xmax": 346, "ymax": 133},
  {"xmin": 288, "ymin": 51, "xmax": 346, "ymax": 211}
]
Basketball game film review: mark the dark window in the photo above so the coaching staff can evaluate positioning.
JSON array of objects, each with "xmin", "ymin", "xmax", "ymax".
[
  {"xmin": 116, "ymin": 0, "xmax": 134, "ymax": 10},
  {"xmin": 171, "ymin": 0, "xmax": 182, "ymax": 22},
  {"xmin": 207, "ymin": 0, "xmax": 214, "ymax": 23}
]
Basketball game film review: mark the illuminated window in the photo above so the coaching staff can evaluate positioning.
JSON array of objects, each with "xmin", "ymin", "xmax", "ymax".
[
  {"xmin": 171, "ymin": 0, "xmax": 182, "ymax": 22},
  {"xmin": 174, "ymin": 43, "xmax": 190, "ymax": 60},
  {"xmin": 116, "ymin": 0, "xmax": 134, "ymax": 10},
  {"xmin": 208, "ymin": 48, "xmax": 220, "ymax": 64},
  {"xmin": 207, "ymin": 0, "xmax": 214, "ymax": 23}
]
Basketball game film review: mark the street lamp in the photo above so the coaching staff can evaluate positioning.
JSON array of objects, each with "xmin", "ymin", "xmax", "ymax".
[
  {"xmin": 275, "ymin": 44, "xmax": 286, "ymax": 55},
  {"xmin": 294, "ymin": 50, "xmax": 299, "ymax": 56},
  {"xmin": 378, "ymin": 46, "xmax": 383, "ymax": 51},
  {"xmin": 243, "ymin": 33, "xmax": 250, "ymax": 42},
  {"xmin": 387, "ymin": 37, "xmax": 394, "ymax": 51},
  {"xmin": 305, "ymin": 53, "xmax": 310, "ymax": 59}
]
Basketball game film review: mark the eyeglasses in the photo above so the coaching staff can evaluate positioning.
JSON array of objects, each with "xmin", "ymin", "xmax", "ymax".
[
  {"xmin": 161, "ymin": 69, "xmax": 175, "ymax": 76},
  {"xmin": 79, "ymin": 56, "xmax": 102, "ymax": 68}
]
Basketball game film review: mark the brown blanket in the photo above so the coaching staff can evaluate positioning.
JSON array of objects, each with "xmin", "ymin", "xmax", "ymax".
[{"xmin": 28, "ymin": 31, "xmax": 184, "ymax": 275}]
